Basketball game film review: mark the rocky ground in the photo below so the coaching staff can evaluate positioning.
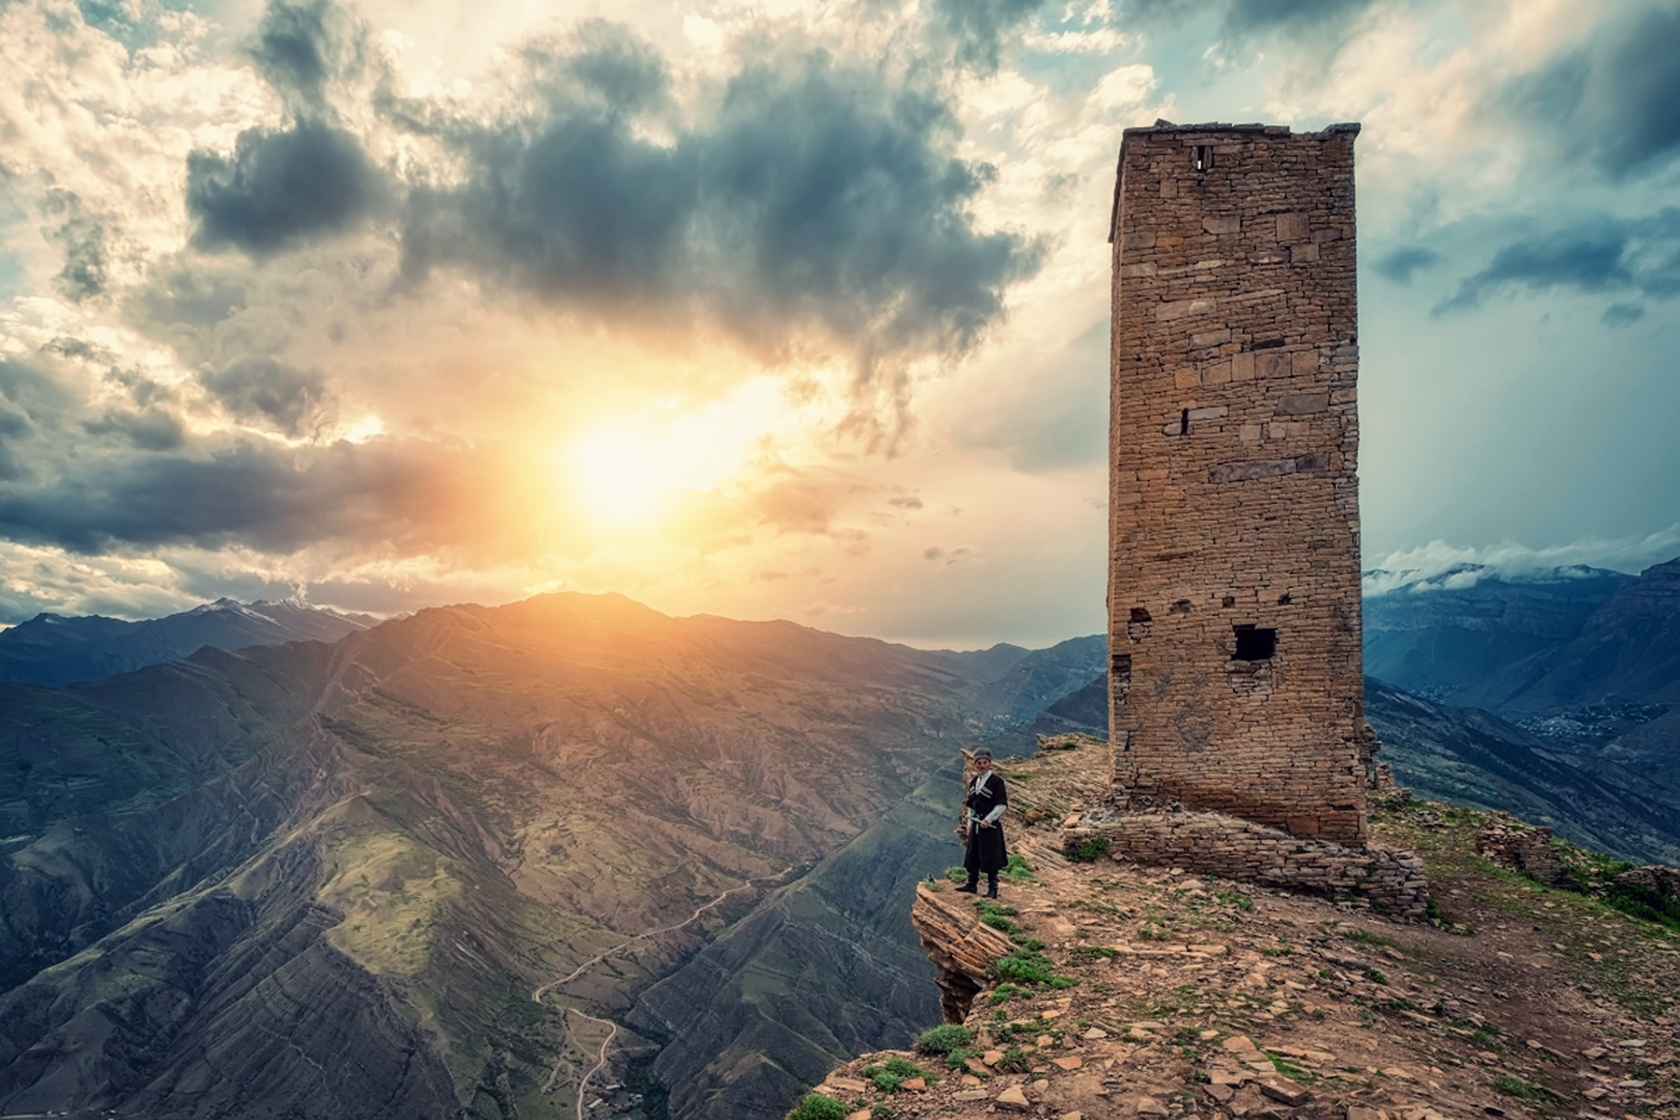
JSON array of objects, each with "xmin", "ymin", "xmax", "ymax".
[{"xmin": 805, "ymin": 743, "xmax": 1680, "ymax": 1120}]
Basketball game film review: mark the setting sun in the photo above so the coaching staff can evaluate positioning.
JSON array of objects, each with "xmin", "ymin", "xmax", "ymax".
[{"xmin": 565, "ymin": 380, "xmax": 790, "ymax": 531}]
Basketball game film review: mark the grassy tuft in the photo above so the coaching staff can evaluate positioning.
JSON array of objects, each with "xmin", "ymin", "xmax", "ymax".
[
  {"xmin": 786, "ymin": 1093, "xmax": 849, "ymax": 1120},
  {"xmin": 916, "ymin": 1024, "xmax": 976, "ymax": 1055}
]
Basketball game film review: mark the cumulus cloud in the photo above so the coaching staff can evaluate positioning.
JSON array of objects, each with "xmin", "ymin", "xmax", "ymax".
[
  {"xmin": 198, "ymin": 356, "xmax": 335, "ymax": 437},
  {"xmin": 41, "ymin": 191, "xmax": 109, "ymax": 302},
  {"xmin": 1434, "ymin": 209, "xmax": 1680, "ymax": 314},
  {"xmin": 186, "ymin": 122, "xmax": 383, "ymax": 254},
  {"xmin": 395, "ymin": 21, "xmax": 1045, "ymax": 378},
  {"xmin": 248, "ymin": 0, "xmax": 372, "ymax": 117},
  {"xmin": 82, "ymin": 409, "xmax": 188, "ymax": 452},
  {"xmin": 928, "ymin": 0, "xmax": 1051, "ymax": 73}
]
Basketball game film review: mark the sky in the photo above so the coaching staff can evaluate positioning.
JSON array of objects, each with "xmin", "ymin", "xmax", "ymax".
[{"xmin": 1, "ymin": 0, "xmax": 1677, "ymax": 647}]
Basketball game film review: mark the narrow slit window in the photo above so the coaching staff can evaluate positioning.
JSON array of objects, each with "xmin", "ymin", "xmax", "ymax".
[
  {"xmin": 1192, "ymin": 146, "xmax": 1212, "ymax": 173},
  {"xmin": 1232, "ymin": 625, "xmax": 1277, "ymax": 661},
  {"xmin": 1180, "ymin": 407, "xmax": 1190, "ymax": 436}
]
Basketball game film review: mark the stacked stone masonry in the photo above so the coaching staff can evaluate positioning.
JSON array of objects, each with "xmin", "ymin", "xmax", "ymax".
[
  {"xmin": 1474, "ymin": 823, "xmax": 1574, "ymax": 889},
  {"xmin": 1109, "ymin": 121, "xmax": 1369, "ymax": 846},
  {"xmin": 1062, "ymin": 811, "xmax": 1428, "ymax": 919}
]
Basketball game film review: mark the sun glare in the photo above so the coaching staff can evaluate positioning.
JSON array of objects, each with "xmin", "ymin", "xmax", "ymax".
[{"xmin": 565, "ymin": 379, "xmax": 786, "ymax": 531}]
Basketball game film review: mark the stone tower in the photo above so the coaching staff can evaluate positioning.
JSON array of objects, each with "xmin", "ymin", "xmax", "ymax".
[{"xmin": 1107, "ymin": 121, "xmax": 1368, "ymax": 847}]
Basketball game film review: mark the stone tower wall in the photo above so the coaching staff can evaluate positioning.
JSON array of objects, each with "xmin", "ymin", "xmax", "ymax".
[{"xmin": 1108, "ymin": 122, "xmax": 1368, "ymax": 847}]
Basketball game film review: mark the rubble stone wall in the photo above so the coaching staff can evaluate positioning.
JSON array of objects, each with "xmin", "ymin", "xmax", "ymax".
[
  {"xmin": 1475, "ymin": 824, "xmax": 1573, "ymax": 888},
  {"xmin": 1108, "ymin": 121, "xmax": 1368, "ymax": 846},
  {"xmin": 1063, "ymin": 811, "xmax": 1428, "ymax": 919}
]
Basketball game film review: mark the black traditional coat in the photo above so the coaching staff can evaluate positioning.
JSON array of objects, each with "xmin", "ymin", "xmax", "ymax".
[{"xmin": 963, "ymin": 770, "xmax": 1008, "ymax": 875}]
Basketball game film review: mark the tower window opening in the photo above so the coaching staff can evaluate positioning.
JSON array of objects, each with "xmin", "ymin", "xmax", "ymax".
[
  {"xmin": 1180, "ymin": 407, "xmax": 1190, "ymax": 435},
  {"xmin": 1192, "ymin": 146, "xmax": 1212, "ymax": 173},
  {"xmin": 1232, "ymin": 625, "xmax": 1277, "ymax": 661}
]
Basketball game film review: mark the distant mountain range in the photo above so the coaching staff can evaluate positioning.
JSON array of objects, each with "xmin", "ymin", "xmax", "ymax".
[
  {"xmin": 0, "ymin": 594, "xmax": 1103, "ymax": 1120},
  {"xmin": 0, "ymin": 560, "xmax": 1677, "ymax": 1120},
  {"xmin": 1362, "ymin": 555, "xmax": 1680, "ymax": 862},
  {"xmin": 0, "ymin": 598, "xmax": 375, "ymax": 686}
]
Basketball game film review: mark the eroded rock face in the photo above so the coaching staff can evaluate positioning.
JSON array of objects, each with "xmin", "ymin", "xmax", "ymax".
[{"xmin": 910, "ymin": 884, "xmax": 1014, "ymax": 1023}]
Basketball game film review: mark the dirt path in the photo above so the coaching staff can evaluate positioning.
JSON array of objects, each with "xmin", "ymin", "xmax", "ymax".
[
  {"xmin": 533, "ymin": 882, "xmax": 761, "ymax": 1111},
  {"xmin": 530, "ymin": 882, "xmax": 757, "ymax": 1002}
]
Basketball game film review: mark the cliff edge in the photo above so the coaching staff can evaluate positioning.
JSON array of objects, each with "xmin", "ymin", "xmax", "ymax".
[{"xmin": 800, "ymin": 740, "xmax": 1680, "ymax": 1120}]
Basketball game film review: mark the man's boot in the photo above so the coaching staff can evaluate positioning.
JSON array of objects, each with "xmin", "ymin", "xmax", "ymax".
[
  {"xmin": 956, "ymin": 875, "xmax": 979, "ymax": 894},
  {"xmin": 984, "ymin": 874, "xmax": 999, "ymax": 899}
]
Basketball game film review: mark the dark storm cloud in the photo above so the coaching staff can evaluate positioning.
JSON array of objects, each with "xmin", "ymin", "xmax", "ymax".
[
  {"xmin": 1435, "ymin": 209, "xmax": 1680, "ymax": 314},
  {"xmin": 1507, "ymin": 6, "xmax": 1680, "ymax": 179},
  {"xmin": 0, "ymin": 434, "xmax": 529, "ymax": 556},
  {"xmin": 395, "ymin": 24, "xmax": 1044, "ymax": 369},
  {"xmin": 1373, "ymin": 247, "xmax": 1440, "ymax": 285},
  {"xmin": 186, "ymin": 122, "xmax": 382, "ymax": 254},
  {"xmin": 1122, "ymin": 0, "xmax": 1373, "ymax": 36},
  {"xmin": 82, "ymin": 409, "xmax": 187, "ymax": 452},
  {"xmin": 41, "ymin": 191, "xmax": 108, "ymax": 302},
  {"xmin": 248, "ymin": 0, "xmax": 368, "ymax": 115},
  {"xmin": 928, "ymin": 0, "xmax": 1050, "ymax": 73},
  {"xmin": 0, "ymin": 350, "xmax": 531, "ymax": 558},
  {"xmin": 0, "ymin": 404, "xmax": 31, "ymax": 482},
  {"xmin": 1224, "ymin": 0, "xmax": 1371, "ymax": 31},
  {"xmin": 198, "ymin": 357, "xmax": 334, "ymax": 438}
]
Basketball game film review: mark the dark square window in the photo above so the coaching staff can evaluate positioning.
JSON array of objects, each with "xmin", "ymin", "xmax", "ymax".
[{"xmin": 1232, "ymin": 625, "xmax": 1276, "ymax": 661}]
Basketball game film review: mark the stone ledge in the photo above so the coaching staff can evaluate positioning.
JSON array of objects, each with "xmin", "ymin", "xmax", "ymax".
[
  {"xmin": 910, "ymin": 884, "xmax": 1017, "ymax": 1023},
  {"xmin": 1061, "ymin": 810, "xmax": 1428, "ymax": 920}
]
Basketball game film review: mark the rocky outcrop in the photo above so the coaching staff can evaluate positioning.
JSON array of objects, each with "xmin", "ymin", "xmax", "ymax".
[{"xmin": 910, "ymin": 884, "xmax": 1015, "ymax": 1023}]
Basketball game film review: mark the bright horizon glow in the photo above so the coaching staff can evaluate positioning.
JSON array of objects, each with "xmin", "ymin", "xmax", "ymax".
[{"xmin": 564, "ymin": 378, "xmax": 789, "ymax": 532}]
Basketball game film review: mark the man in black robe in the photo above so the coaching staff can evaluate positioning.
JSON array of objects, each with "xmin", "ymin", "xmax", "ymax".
[{"xmin": 958, "ymin": 749, "xmax": 1008, "ymax": 898}]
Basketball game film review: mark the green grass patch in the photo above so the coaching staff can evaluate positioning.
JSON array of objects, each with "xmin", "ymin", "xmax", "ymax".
[
  {"xmin": 861, "ymin": 1056, "xmax": 936, "ymax": 1092},
  {"xmin": 1344, "ymin": 928, "xmax": 1398, "ymax": 949},
  {"xmin": 1217, "ymin": 889, "xmax": 1254, "ymax": 911},
  {"xmin": 916, "ymin": 1024, "xmax": 976, "ymax": 1055},
  {"xmin": 995, "ymin": 1047, "xmax": 1033, "ymax": 1074},
  {"xmin": 1493, "ymin": 1074, "xmax": 1558, "ymax": 1102},
  {"xmin": 1266, "ymin": 1053, "xmax": 1314, "ymax": 1082},
  {"xmin": 988, "ymin": 983, "xmax": 1028, "ymax": 1004},
  {"xmin": 786, "ymin": 1093, "xmax": 849, "ymax": 1120},
  {"xmin": 1068, "ymin": 835, "xmax": 1111, "ymax": 862},
  {"xmin": 945, "ymin": 867, "xmax": 968, "ymax": 883},
  {"xmin": 1602, "ymin": 882, "xmax": 1680, "ymax": 932},
  {"xmin": 991, "ymin": 945, "xmax": 1073, "ymax": 988},
  {"xmin": 1002, "ymin": 854, "xmax": 1038, "ymax": 883}
]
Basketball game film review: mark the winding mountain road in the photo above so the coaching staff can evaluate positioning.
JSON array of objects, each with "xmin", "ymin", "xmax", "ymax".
[{"xmin": 533, "ymin": 882, "xmax": 761, "ymax": 1115}]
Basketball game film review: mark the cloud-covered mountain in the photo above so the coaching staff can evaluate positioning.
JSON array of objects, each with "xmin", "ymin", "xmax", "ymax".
[
  {"xmin": 0, "ymin": 598, "xmax": 376, "ymax": 686},
  {"xmin": 1362, "ymin": 563, "xmax": 1633, "ymax": 703},
  {"xmin": 1362, "ymin": 554, "xmax": 1680, "ymax": 861}
]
